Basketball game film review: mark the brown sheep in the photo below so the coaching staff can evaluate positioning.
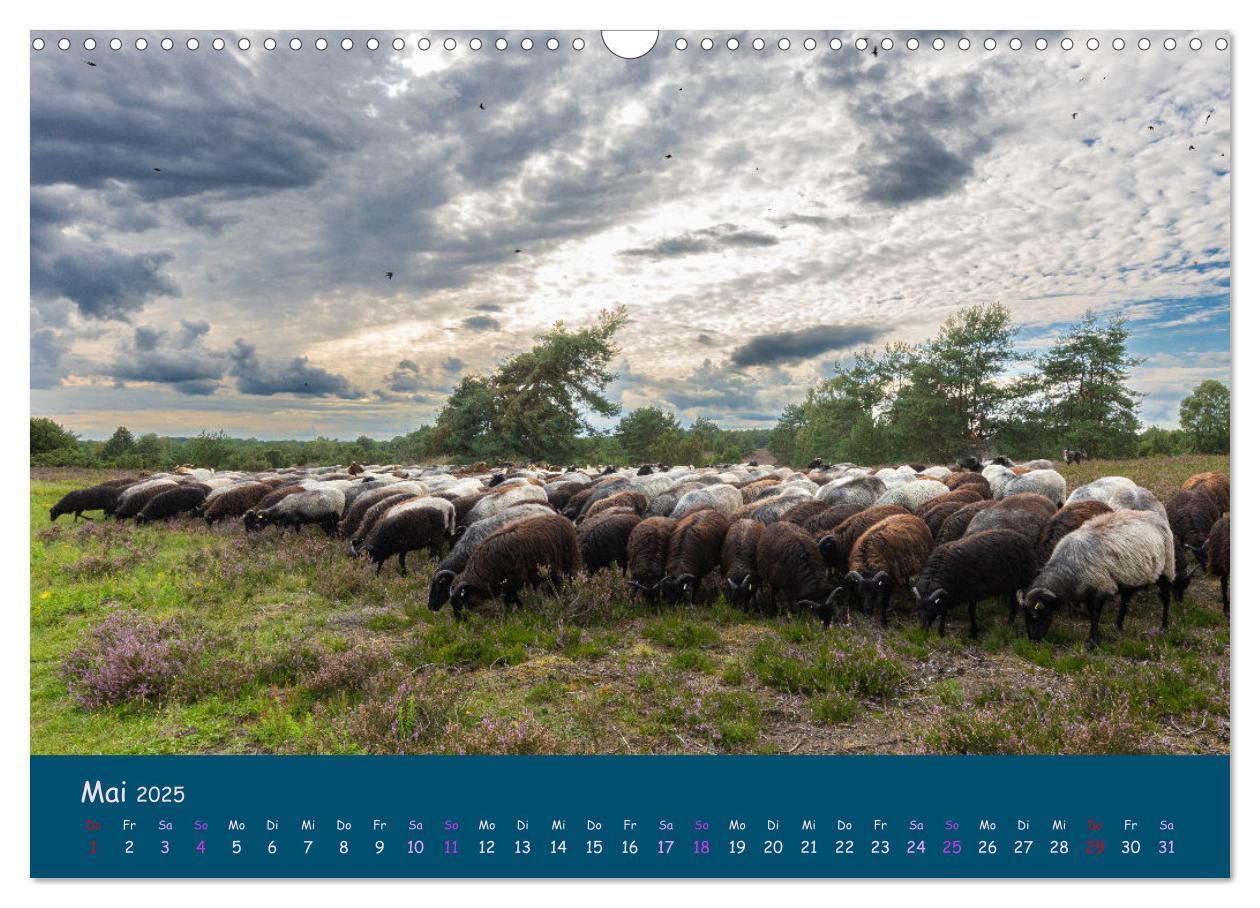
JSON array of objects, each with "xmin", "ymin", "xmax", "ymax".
[
  {"xmin": 737, "ymin": 477, "xmax": 782, "ymax": 503},
  {"xmin": 338, "ymin": 487, "xmax": 414, "ymax": 539},
  {"xmin": 817, "ymin": 504, "xmax": 911, "ymax": 573},
  {"xmin": 448, "ymin": 514, "xmax": 580, "ymax": 617},
  {"xmin": 756, "ymin": 521, "xmax": 843, "ymax": 625},
  {"xmin": 915, "ymin": 488, "xmax": 986, "ymax": 537},
  {"xmin": 1168, "ymin": 488, "xmax": 1223, "ymax": 572},
  {"xmin": 720, "ymin": 518, "xmax": 763, "ymax": 608},
  {"xmin": 964, "ymin": 493, "xmax": 1057, "ymax": 545},
  {"xmin": 546, "ymin": 480, "xmax": 588, "ymax": 511},
  {"xmin": 944, "ymin": 471, "xmax": 993, "ymax": 496},
  {"xmin": 347, "ymin": 492, "xmax": 416, "ymax": 553},
  {"xmin": 662, "ymin": 509, "xmax": 730, "ymax": 604},
  {"xmin": 800, "ymin": 502, "xmax": 865, "ymax": 535},
  {"xmin": 935, "ymin": 499, "xmax": 998, "ymax": 545},
  {"xmin": 1206, "ymin": 513, "xmax": 1230, "ymax": 613},
  {"xmin": 626, "ymin": 516, "xmax": 677, "ymax": 600},
  {"xmin": 1034, "ymin": 500, "xmax": 1112, "ymax": 568},
  {"xmin": 577, "ymin": 508, "xmax": 642, "ymax": 574},
  {"xmin": 202, "ymin": 482, "xmax": 274, "ymax": 525},
  {"xmin": 1182, "ymin": 472, "xmax": 1229, "ymax": 515},
  {"xmin": 780, "ymin": 498, "xmax": 830, "ymax": 527},
  {"xmin": 846, "ymin": 514, "xmax": 934, "ymax": 626},
  {"xmin": 582, "ymin": 490, "xmax": 648, "ymax": 523}
]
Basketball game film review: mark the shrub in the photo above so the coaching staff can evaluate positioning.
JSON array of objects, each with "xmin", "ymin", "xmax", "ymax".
[{"xmin": 61, "ymin": 609, "xmax": 206, "ymax": 709}]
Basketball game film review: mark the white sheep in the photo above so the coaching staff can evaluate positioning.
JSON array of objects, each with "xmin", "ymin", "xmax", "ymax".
[{"xmin": 874, "ymin": 479, "xmax": 950, "ymax": 511}]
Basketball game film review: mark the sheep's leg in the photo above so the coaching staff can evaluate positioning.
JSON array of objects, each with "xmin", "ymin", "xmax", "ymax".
[
  {"xmin": 937, "ymin": 613, "xmax": 946, "ymax": 638},
  {"xmin": 767, "ymin": 585, "xmax": 777, "ymax": 615},
  {"xmin": 879, "ymin": 588, "xmax": 892, "ymax": 628},
  {"xmin": 1222, "ymin": 574, "xmax": 1230, "ymax": 613},
  {"xmin": 398, "ymin": 551, "xmax": 408, "ymax": 577},
  {"xmin": 967, "ymin": 601, "xmax": 979, "ymax": 639},
  {"xmin": 1157, "ymin": 577, "xmax": 1172, "ymax": 630},
  {"xmin": 1114, "ymin": 588, "xmax": 1134, "ymax": 631},
  {"xmin": 1007, "ymin": 591, "xmax": 1018, "ymax": 624},
  {"xmin": 374, "ymin": 558, "xmax": 384, "ymax": 575},
  {"xmin": 1087, "ymin": 593, "xmax": 1106, "ymax": 650}
]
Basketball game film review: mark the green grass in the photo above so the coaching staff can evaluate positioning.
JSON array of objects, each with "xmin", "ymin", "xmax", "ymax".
[{"xmin": 30, "ymin": 457, "xmax": 1231, "ymax": 755}]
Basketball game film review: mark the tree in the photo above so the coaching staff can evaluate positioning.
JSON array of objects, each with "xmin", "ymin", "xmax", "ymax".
[
  {"xmin": 30, "ymin": 417, "xmax": 78, "ymax": 455},
  {"xmin": 133, "ymin": 432, "xmax": 166, "ymax": 468},
  {"xmin": 1034, "ymin": 311, "xmax": 1143, "ymax": 458},
  {"xmin": 182, "ymin": 430, "xmax": 230, "ymax": 469},
  {"xmin": 1180, "ymin": 380, "xmax": 1230, "ymax": 454},
  {"xmin": 100, "ymin": 426, "xmax": 136, "ymax": 461},
  {"xmin": 430, "ymin": 307, "xmax": 628, "ymax": 463},
  {"xmin": 768, "ymin": 403, "xmax": 806, "ymax": 466},
  {"xmin": 616, "ymin": 406, "xmax": 680, "ymax": 463}
]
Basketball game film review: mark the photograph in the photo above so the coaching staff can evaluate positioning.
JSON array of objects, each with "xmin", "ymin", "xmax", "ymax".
[{"xmin": 30, "ymin": 30, "xmax": 1229, "ymax": 762}]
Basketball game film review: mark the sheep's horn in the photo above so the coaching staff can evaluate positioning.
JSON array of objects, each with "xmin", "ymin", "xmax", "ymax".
[
  {"xmin": 741, "ymin": 576, "xmax": 753, "ymax": 590},
  {"xmin": 912, "ymin": 587, "xmax": 923, "ymax": 602},
  {"xmin": 929, "ymin": 589, "xmax": 947, "ymax": 604},
  {"xmin": 725, "ymin": 577, "xmax": 739, "ymax": 591},
  {"xmin": 1026, "ymin": 587, "xmax": 1056, "ymax": 605},
  {"xmin": 824, "ymin": 585, "xmax": 844, "ymax": 606},
  {"xmin": 845, "ymin": 570, "xmax": 864, "ymax": 584},
  {"xmin": 873, "ymin": 570, "xmax": 890, "ymax": 584}
]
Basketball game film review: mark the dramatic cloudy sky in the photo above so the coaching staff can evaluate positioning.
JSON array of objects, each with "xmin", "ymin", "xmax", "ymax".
[{"xmin": 30, "ymin": 30, "xmax": 1231, "ymax": 439}]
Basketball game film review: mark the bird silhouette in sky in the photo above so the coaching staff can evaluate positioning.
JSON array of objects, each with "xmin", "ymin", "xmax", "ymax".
[
  {"xmin": 385, "ymin": 272, "xmax": 393, "ymax": 280},
  {"xmin": 514, "ymin": 249, "xmax": 522, "ymax": 254},
  {"xmin": 153, "ymin": 167, "xmax": 162, "ymax": 172},
  {"xmin": 84, "ymin": 60, "xmax": 96, "ymax": 66},
  {"xmin": 1072, "ymin": 112, "xmax": 1078, "ymax": 119},
  {"xmin": 1205, "ymin": 109, "xmax": 1214, "ymax": 123},
  {"xmin": 479, "ymin": 102, "xmax": 485, "ymax": 110},
  {"xmin": 665, "ymin": 154, "xmax": 672, "ymax": 159},
  {"xmin": 1189, "ymin": 144, "xmax": 1196, "ymax": 151}
]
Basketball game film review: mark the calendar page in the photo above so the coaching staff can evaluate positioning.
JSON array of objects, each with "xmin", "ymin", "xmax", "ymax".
[{"xmin": 27, "ymin": 26, "xmax": 1231, "ymax": 880}]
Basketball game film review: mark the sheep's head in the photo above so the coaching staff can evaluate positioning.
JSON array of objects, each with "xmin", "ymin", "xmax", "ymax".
[
  {"xmin": 1172, "ymin": 561, "xmax": 1197, "ymax": 602},
  {"xmin": 628, "ymin": 577, "xmax": 662, "ymax": 601},
  {"xmin": 48, "ymin": 505, "xmax": 62, "ymax": 522},
  {"xmin": 913, "ymin": 586, "xmax": 950, "ymax": 630},
  {"xmin": 1186, "ymin": 541, "xmax": 1210, "ymax": 570},
  {"xmin": 724, "ymin": 573, "xmax": 760, "ymax": 607},
  {"xmin": 846, "ymin": 569, "xmax": 891, "ymax": 614},
  {"xmin": 242, "ymin": 510, "xmax": 266, "ymax": 533},
  {"xmin": 1021, "ymin": 587, "xmax": 1060, "ymax": 641},
  {"xmin": 428, "ymin": 569, "xmax": 456, "ymax": 610},
  {"xmin": 448, "ymin": 580, "xmax": 486, "ymax": 611}
]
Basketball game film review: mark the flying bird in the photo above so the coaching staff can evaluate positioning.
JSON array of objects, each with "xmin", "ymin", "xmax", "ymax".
[
  {"xmin": 514, "ymin": 249, "xmax": 522, "ymax": 254},
  {"xmin": 1205, "ymin": 109, "xmax": 1214, "ymax": 123},
  {"xmin": 1072, "ymin": 112, "xmax": 1078, "ymax": 119},
  {"xmin": 479, "ymin": 102, "xmax": 485, "ymax": 110},
  {"xmin": 385, "ymin": 271, "xmax": 393, "ymax": 280},
  {"xmin": 1148, "ymin": 125, "xmax": 1155, "ymax": 131},
  {"xmin": 665, "ymin": 153, "xmax": 672, "ymax": 159},
  {"xmin": 871, "ymin": 45, "xmax": 878, "ymax": 57},
  {"xmin": 153, "ymin": 167, "xmax": 162, "ymax": 172},
  {"xmin": 1189, "ymin": 144, "xmax": 1196, "ymax": 151},
  {"xmin": 84, "ymin": 60, "xmax": 97, "ymax": 66}
]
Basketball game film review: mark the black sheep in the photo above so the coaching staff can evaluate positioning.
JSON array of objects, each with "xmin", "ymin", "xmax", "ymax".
[
  {"xmin": 817, "ymin": 504, "xmax": 910, "ymax": 573},
  {"xmin": 1206, "ymin": 513, "xmax": 1230, "ymax": 613},
  {"xmin": 800, "ymin": 502, "xmax": 865, "ymax": 535},
  {"xmin": 49, "ymin": 484, "xmax": 124, "ymax": 521},
  {"xmin": 577, "ymin": 508, "xmax": 642, "ymax": 574},
  {"xmin": 720, "ymin": 518, "xmax": 763, "ymax": 608},
  {"xmin": 447, "ymin": 514, "xmax": 580, "ymax": 617},
  {"xmin": 112, "ymin": 481, "xmax": 179, "ymax": 520},
  {"xmin": 780, "ymin": 498, "xmax": 829, "ymax": 527},
  {"xmin": 339, "ymin": 487, "xmax": 413, "ymax": 539},
  {"xmin": 935, "ymin": 499, "xmax": 997, "ymax": 545},
  {"xmin": 913, "ymin": 529, "xmax": 1037, "ymax": 637},
  {"xmin": 626, "ymin": 516, "xmax": 677, "ymax": 599},
  {"xmin": 135, "ymin": 484, "xmax": 210, "ymax": 524},
  {"xmin": 1167, "ymin": 489, "xmax": 1221, "ymax": 570},
  {"xmin": 963, "ymin": 493, "xmax": 1056, "ymax": 545},
  {"xmin": 755, "ymin": 521, "xmax": 842, "ymax": 625},
  {"xmin": 203, "ymin": 482, "xmax": 273, "ymax": 525},
  {"xmin": 359, "ymin": 504, "xmax": 450, "ymax": 575},
  {"xmin": 661, "ymin": 508, "xmax": 730, "ymax": 604},
  {"xmin": 347, "ymin": 492, "xmax": 415, "ymax": 552}
]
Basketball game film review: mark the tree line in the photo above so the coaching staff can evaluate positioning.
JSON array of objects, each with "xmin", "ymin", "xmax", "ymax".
[{"xmin": 30, "ymin": 303, "xmax": 1227, "ymax": 471}]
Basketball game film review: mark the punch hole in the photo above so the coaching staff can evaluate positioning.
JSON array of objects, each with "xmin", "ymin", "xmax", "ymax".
[
  {"xmin": 958, "ymin": 38, "xmax": 970, "ymax": 51},
  {"xmin": 880, "ymin": 38, "xmax": 893, "ymax": 51},
  {"xmin": 803, "ymin": 38, "xmax": 817, "ymax": 50},
  {"xmin": 547, "ymin": 38, "xmax": 559, "ymax": 50},
  {"xmin": 1009, "ymin": 37, "xmax": 1023, "ymax": 50},
  {"xmin": 237, "ymin": 37, "xmax": 249, "ymax": 51},
  {"xmin": 58, "ymin": 37, "xmax": 70, "ymax": 50},
  {"xmin": 1163, "ymin": 38, "xmax": 1176, "ymax": 50},
  {"xmin": 1189, "ymin": 37, "xmax": 1202, "ymax": 50},
  {"xmin": 366, "ymin": 38, "xmax": 379, "ymax": 50},
  {"xmin": 1035, "ymin": 37, "xmax": 1047, "ymax": 51},
  {"xmin": 135, "ymin": 37, "xmax": 148, "ymax": 50},
  {"xmin": 828, "ymin": 38, "xmax": 841, "ymax": 50},
  {"xmin": 289, "ymin": 38, "xmax": 301, "ymax": 51},
  {"xmin": 315, "ymin": 39, "xmax": 327, "ymax": 51},
  {"xmin": 392, "ymin": 38, "xmax": 404, "ymax": 51},
  {"xmin": 521, "ymin": 38, "xmax": 533, "ymax": 50},
  {"xmin": 1061, "ymin": 37, "xmax": 1074, "ymax": 50},
  {"xmin": 418, "ymin": 38, "xmax": 431, "ymax": 50},
  {"xmin": 700, "ymin": 37, "xmax": 714, "ymax": 51},
  {"xmin": 187, "ymin": 38, "xmax": 199, "ymax": 50},
  {"xmin": 32, "ymin": 37, "xmax": 44, "ymax": 50},
  {"xmin": 932, "ymin": 37, "xmax": 944, "ymax": 50},
  {"xmin": 495, "ymin": 38, "xmax": 507, "ymax": 50},
  {"xmin": 572, "ymin": 38, "xmax": 585, "ymax": 50},
  {"xmin": 263, "ymin": 38, "xmax": 276, "ymax": 51},
  {"xmin": 1086, "ymin": 37, "xmax": 1099, "ymax": 50},
  {"xmin": 906, "ymin": 37, "xmax": 919, "ymax": 50},
  {"xmin": 84, "ymin": 38, "xmax": 97, "ymax": 50},
  {"xmin": 983, "ymin": 37, "xmax": 996, "ymax": 50},
  {"xmin": 1112, "ymin": 38, "xmax": 1125, "ymax": 51},
  {"xmin": 111, "ymin": 38, "xmax": 123, "ymax": 50},
  {"xmin": 444, "ymin": 38, "xmax": 456, "ymax": 50},
  {"xmin": 1137, "ymin": 38, "xmax": 1150, "ymax": 51},
  {"xmin": 754, "ymin": 38, "xmax": 766, "ymax": 51},
  {"xmin": 470, "ymin": 38, "xmax": 482, "ymax": 50},
  {"xmin": 1215, "ymin": 38, "xmax": 1227, "ymax": 50}
]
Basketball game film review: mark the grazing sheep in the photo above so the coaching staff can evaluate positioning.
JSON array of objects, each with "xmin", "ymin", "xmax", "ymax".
[
  {"xmin": 1066, "ymin": 475, "xmax": 1138, "ymax": 506},
  {"xmin": 1001, "ymin": 469, "xmax": 1067, "ymax": 506},
  {"xmin": 944, "ymin": 471, "xmax": 993, "ymax": 496},
  {"xmin": 346, "ymin": 492, "xmax": 417, "ymax": 549},
  {"xmin": 670, "ymin": 484, "xmax": 743, "ymax": 520},
  {"xmin": 720, "ymin": 519, "xmax": 763, "ymax": 608},
  {"xmin": 359, "ymin": 504, "xmax": 451, "ymax": 575},
  {"xmin": 465, "ymin": 482, "xmax": 549, "ymax": 525},
  {"xmin": 49, "ymin": 484, "xmax": 125, "ymax": 521},
  {"xmin": 625, "ymin": 516, "xmax": 678, "ymax": 600},
  {"xmin": 201, "ymin": 482, "xmax": 274, "ymax": 525},
  {"xmin": 732, "ymin": 489, "xmax": 814, "ymax": 525},
  {"xmin": 1022, "ymin": 459, "xmax": 1055, "ymax": 471},
  {"xmin": 915, "ymin": 489, "xmax": 986, "ymax": 537},
  {"xmin": 545, "ymin": 480, "xmax": 588, "ymax": 511},
  {"xmin": 756, "ymin": 521, "xmax": 843, "ymax": 625},
  {"xmin": 1205, "ymin": 513, "xmax": 1230, "ymax": 613},
  {"xmin": 1023, "ymin": 509, "xmax": 1176, "ymax": 648},
  {"xmin": 800, "ymin": 502, "xmax": 866, "ymax": 535},
  {"xmin": 1167, "ymin": 489, "xmax": 1221, "ymax": 569},
  {"xmin": 964, "ymin": 493, "xmax": 1057, "ymax": 545},
  {"xmin": 251, "ymin": 485, "xmax": 307, "ymax": 512},
  {"xmin": 874, "ymin": 479, "xmax": 950, "ymax": 512},
  {"xmin": 816, "ymin": 475, "xmax": 886, "ymax": 508},
  {"xmin": 112, "ymin": 479, "xmax": 180, "ymax": 520},
  {"xmin": 1063, "ymin": 449, "xmax": 1087, "ymax": 465},
  {"xmin": 427, "ymin": 504, "xmax": 556, "ymax": 610},
  {"xmin": 935, "ymin": 500, "xmax": 998, "ymax": 545},
  {"xmin": 1110, "ymin": 486, "xmax": 1168, "ymax": 521},
  {"xmin": 577, "ymin": 508, "xmax": 642, "ymax": 574},
  {"xmin": 913, "ymin": 529, "xmax": 1037, "ymax": 637},
  {"xmin": 447, "ymin": 514, "xmax": 581, "ymax": 616},
  {"xmin": 661, "ymin": 509, "xmax": 730, "ymax": 605},
  {"xmin": 738, "ymin": 477, "xmax": 782, "ymax": 503},
  {"xmin": 584, "ymin": 490, "xmax": 648, "ymax": 522},
  {"xmin": 817, "ymin": 504, "xmax": 912, "ymax": 573},
  {"xmin": 780, "ymin": 498, "xmax": 830, "ymax": 527},
  {"xmin": 956, "ymin": 456, "xmax": 983, "ymax": 472},
  {"xmin": 846, "ymin": 514, "xmax": 935, "ymax": 626},
  {"xmin": 918, "ymin": 466, "xmax": 953, "ymax": 480},
  {"xmin": 1034, "ymin": 500, "xmax": 1113, "ymax": 568},
  {"xmin": 1182, "ymin": 472, "xmax": 1230, "ymax": 515},
  {"xmin": 135, "ymin": 484, "xmax": 210, "ymax": 524},
  {"xmin": 339, "ymin": 487, "xmax": 417, "ymax": 539},
  {"xmin": 244, "ymin": 488, "xmax": 345, "ymax": 535},
  {"xmin": 645, "ymin": 482, "xmax": 705, "ymax": 518}
]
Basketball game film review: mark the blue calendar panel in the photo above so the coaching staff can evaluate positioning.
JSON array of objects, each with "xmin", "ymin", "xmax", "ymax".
[{"xmin": 32, "ymin": 755, "xmax": 1228, "ymax": 878}]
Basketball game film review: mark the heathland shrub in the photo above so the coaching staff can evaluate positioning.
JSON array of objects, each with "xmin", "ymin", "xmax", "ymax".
[{"xmin": 61, "ymin": 609, "xmax": 206, "ymax": 709}]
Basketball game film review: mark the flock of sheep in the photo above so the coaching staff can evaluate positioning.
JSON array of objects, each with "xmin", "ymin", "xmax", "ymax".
[{"xmin": 48, "ymin": 456, "xmax": 1230, "ymax": 648}]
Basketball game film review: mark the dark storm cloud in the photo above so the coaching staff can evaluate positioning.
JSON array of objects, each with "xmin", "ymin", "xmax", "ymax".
[
  {"xmin": 462, "ymin": 315, "xmax": 501, "ymax": 332},
  {"xmin": 472, "ymin": 303, "xmax": 504, "ymax": 312},
  {"xmin": 30, "ymin": 328, "xmax": 72, "ymax": 389},
  {"xmin": 228, "ymin": 340, "xmax": 362, "ymax": 399},
  {"xmin": 442, "ymin": 357, "xmax": 464, "ymax": 373},
  {"xmin": 860, "ymin": 133, "xmax": 979, "ymax": 206},
  {"xmin": 30, "ymin": 243, "xmax": 179, "ymax": 321},
  {"xmin": 108, "ymin": 322, "xmax": 227, "ymax": 394},
  {"xmin": 730, "ymin": 324, "xmax": 885, "ymax": 367},
  {"xmin": 384, "ymin": 359, "xmax": 427, "ymax": 394},
  {"xmin": 619, "ymin": 224, "xmax": 780, "ymax": 261}
]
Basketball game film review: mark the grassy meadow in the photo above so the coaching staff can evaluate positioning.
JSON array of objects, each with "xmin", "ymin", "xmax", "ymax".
[{"xmin": 30, "ymin": 457, "xmax": 1230, "ymax": 756}]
